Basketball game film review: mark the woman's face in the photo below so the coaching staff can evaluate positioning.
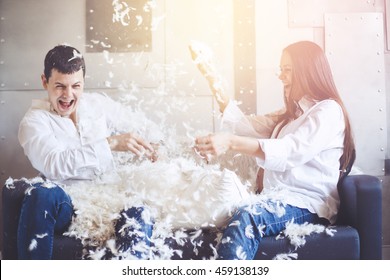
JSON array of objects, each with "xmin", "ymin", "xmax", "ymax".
[{"xmin": 279, "ymin": 51, "xmax": 293, "ymax": 98}]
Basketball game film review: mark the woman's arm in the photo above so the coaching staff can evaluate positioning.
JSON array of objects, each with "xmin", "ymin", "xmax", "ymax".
[
  {"xmin": 189, "ymin": 42, "xmax": 280, "ymax": 138},
  {"xmin": 195, "ymin": 132, "xmax": 265, "ymax": 160}
]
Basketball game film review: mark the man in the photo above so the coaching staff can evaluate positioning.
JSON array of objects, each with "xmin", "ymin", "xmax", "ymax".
[{"xmin": 17, "ymin": 45, "xmax": 157, "ymax": 259}]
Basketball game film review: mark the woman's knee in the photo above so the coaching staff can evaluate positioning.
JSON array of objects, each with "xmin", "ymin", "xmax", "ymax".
[{"xmin": 230, "ymin": 207, "xmax": 258, "ymax": 226}]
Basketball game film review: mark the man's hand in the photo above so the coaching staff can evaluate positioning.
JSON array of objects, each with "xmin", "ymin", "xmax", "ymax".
[{"xmin": 107, "ymin": 133, "xmax": 158, "ymax": 161}]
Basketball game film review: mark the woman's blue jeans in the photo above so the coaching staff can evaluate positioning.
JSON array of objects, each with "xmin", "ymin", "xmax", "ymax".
[
  {"xmin": 217, "ymin": 202, "xmax": 326, "ymax": 260},
  {"xmin": 17, "ymin": 183, "xmax": 152, "ymax": 259}
]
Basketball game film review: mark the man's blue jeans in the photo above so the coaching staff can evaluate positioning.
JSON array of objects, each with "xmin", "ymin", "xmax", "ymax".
[
  {"xmin": 217, "ymin": 202, "xmax": 326, "ymax": 260},
  {"xmin": 17, "ymin": 183, "xmax": 152, "ymax": 259}
]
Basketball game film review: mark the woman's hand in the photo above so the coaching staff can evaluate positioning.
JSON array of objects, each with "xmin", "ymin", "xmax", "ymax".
[
  {"xmin": 194, "ymin": 132, "xmax": 232, "ymax": 159},
  {"xmin": 195, "ymin": 132, "xmax": 265, "ymax": 161},
  {"xmin": 107, "ymin": 133, "xmax": 158, "ymax": 162}
]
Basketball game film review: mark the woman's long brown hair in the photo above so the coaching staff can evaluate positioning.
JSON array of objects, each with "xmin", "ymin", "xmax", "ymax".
[{"xmin": 277, "ymin": 41, "xmax": 355, "ymax": 173}]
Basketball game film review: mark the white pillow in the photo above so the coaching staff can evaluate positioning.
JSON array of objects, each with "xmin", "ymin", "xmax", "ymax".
[
  {"xmin": 63, "ymin": 154, "xmax": 253, "ymax": 248},
  {"xmin": 120, "ymin": 157, "xmax": 250, "ymax": 229}
]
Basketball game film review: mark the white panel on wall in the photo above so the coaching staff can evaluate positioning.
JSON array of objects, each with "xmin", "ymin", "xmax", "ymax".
[
  {"xmin": 386, "ymin": 0, "xmax": 390, "ymax": 51},
  {"xmin": 288, "ymin": 0, "xmax": 378, "ymax": 27},
  {"xmin": 325, "ymin": 13, "xmax": 387, "ymax": 176}
]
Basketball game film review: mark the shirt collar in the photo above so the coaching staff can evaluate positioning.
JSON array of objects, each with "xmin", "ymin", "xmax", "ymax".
[
  {"xmin": 31, "ymin": 99, "xmax": 69, "ymax": 118},
  {"xmin": 297, "ymin": 96, "xmax": 316, "ymax": 114},
  {"xmin": 31, "ymin": 99, "xmax": 51, "ymax": 111}
]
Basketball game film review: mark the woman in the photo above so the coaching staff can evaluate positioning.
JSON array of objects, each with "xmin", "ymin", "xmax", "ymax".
[{"xmin": 193, "ymin": 41, "xmax": 355, "ymax": 259}]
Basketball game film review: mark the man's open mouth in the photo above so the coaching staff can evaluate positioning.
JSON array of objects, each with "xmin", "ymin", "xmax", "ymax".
[{"xmin": 58, "ymin": 100, "xmax": 75, "ymax": 110}]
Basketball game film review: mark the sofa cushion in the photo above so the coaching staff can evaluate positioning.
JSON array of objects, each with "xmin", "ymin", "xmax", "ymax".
[
  {"xmin": 255, "ymin": 226, "xmax": 359, "ymax": 260},
  {"xmin": 165, "ymin": 225, "xmax": 359, "ymax": 260}
]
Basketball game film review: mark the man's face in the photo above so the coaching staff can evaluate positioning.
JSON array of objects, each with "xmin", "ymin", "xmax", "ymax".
[{"xmin": 42, "ymin": 69, "xmax": 84, "ymax": 119}]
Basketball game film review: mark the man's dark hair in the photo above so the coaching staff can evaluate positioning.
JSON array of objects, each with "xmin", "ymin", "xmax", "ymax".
[{"xmin": 44, "ymin": 45, "xmax": 86, "ymax": 81}]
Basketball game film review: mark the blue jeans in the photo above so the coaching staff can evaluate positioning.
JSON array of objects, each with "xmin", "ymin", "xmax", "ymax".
[
  {"xmin": 217, "ymin": 202, "xmax": 326, "ymax": 260},
  {"xmin": 114, "ymin": 206, "xmax": 153, "ymax": 259},
  {"xmin": 17, "ymin": 183, "xmax": 152, "ymax": 259}
]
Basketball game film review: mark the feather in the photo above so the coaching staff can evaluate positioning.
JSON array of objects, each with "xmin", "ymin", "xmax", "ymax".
[
  {"xmin": 235, "ymin": 246, "xmax": 247, "ymax": 260},
  {"xmin": 273, "ymin": 252, "xmax": 298, "ymax": 260},
  {"xmin": 221, "ymin": 236, "xmax": 232, "ymax": 244},
  {"xmin": 325, "ymin": 227, "xmax": 337, "ymax": 236},
  {"xmin": 88, "ymin": 247, "xmax": 107, "ymax": 260},
  {"xmin": 5, "ymin": 177, "xmax": 14, "ymax": 188},
  {"xmin": 25, "ymin": 186, "xmax": 35, "ymax": 196},
  {"xmin": 28, "ymin": 239, "xmax": 38, "ymax": 251},
  {"xmin": 282, "ymin": 220, "xmax": 329, "ymax": 249},
  {"xmin": 245, "ymin": 225, "xmax": 255, "ymax": 239},
  {"xmin": 36, "ymin": 233, "xmax": 48, "ymax": 239},
  {"xmin": 258, "ymin": 224, "xmax": 266, "ymax": 237},
  {"xmin": 135, "ymin": 15, "xmax": 143, "ymax": 26},
  {"xmin": 209, "ymin": 243, "xmax": 218, "ymax": 260},
  {"xmin": 68, "ymin": 49, "xmax": 83, "ymax": 62},
  {"xmin": 228, "ymin": 220, "xmax": 241, "ymax": 227}
]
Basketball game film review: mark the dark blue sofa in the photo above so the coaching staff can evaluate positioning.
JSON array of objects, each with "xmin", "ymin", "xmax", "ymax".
[{"xmin": 2, "ymin": 175, "xmax": 382, "ymax": 260}]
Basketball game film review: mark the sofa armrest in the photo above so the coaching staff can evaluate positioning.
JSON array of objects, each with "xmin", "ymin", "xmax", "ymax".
[
  {"xmin": 2, "ymin": 179, "xmax": 31, "ymax": 259},
  {"xmin": 337, "ymin": 175, "xmax": 382, "ymax": 259}
]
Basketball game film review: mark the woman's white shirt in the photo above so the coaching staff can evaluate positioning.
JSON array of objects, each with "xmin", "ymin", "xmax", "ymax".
[{"xmin": 221, "ymin": 98, "xmax": 345, "ymax": 224}]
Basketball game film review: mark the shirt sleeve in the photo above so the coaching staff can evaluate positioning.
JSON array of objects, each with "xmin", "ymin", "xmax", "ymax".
[
  {"xmin": 257, "ymin": 100, "xmax": 345, "ymax": 172},
  {"xmin": 221, "ymin": 100, "xmax": 281, "ymax": 138},
  {"xmin": 18, "ymin": 111, "xmax": 114, "ymax": 181}
]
